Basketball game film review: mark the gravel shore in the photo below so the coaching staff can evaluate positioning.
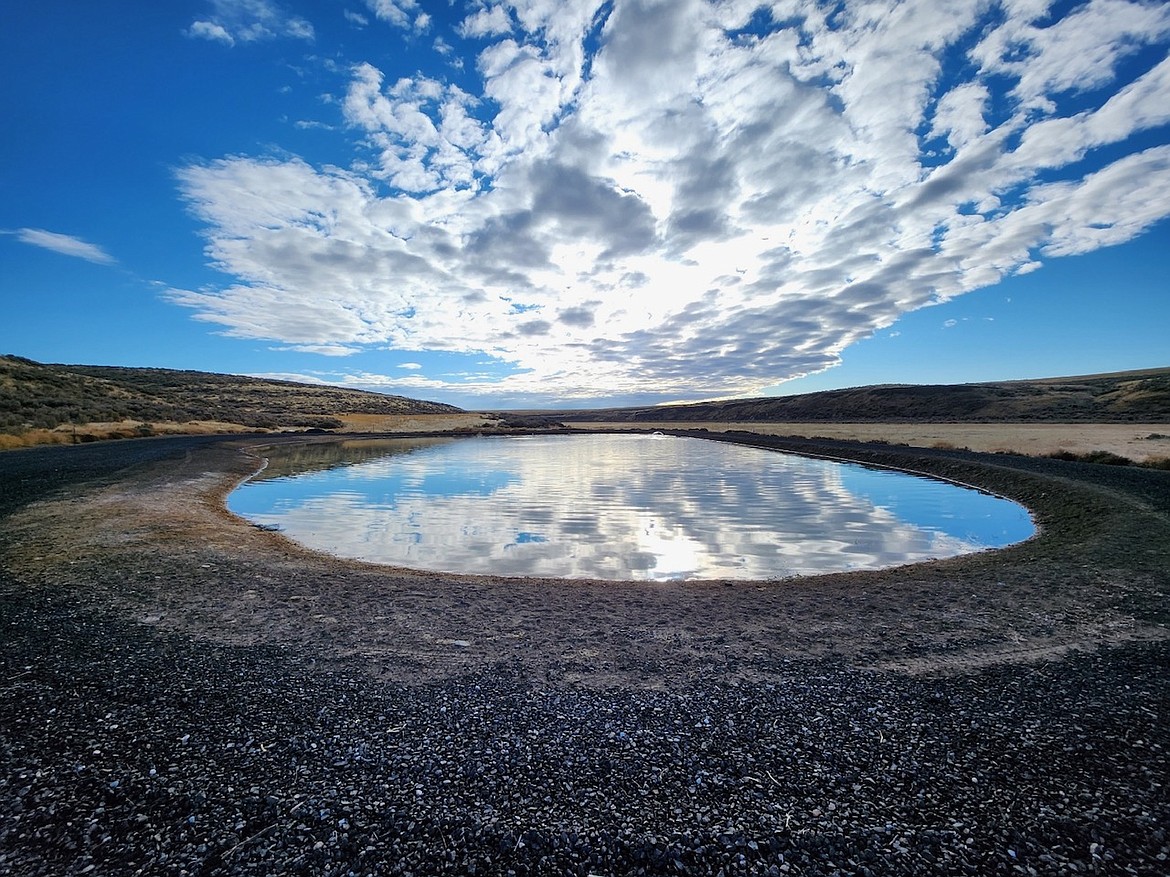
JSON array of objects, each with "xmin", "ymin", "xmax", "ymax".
[{"xmin": 2, "ymin": 433, "xmax": 1168, "ymax": 875}]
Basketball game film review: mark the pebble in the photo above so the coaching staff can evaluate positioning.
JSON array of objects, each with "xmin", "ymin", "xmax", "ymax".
[
  {"xmin": 2, "ymin": 434, "xmax": 1168, "ymax": 876},
  {"xmin": 1, "ymin": 589, "xmax": 1168, "ymax": 876}
]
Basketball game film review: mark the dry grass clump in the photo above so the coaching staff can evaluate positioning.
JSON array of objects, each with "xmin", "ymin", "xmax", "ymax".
[
  {"xmin": 930, "ymin": 440, "xmax": 971, "ymax": 451},
  {"xmin": 0, "ymin": 420, "xmax": 275, "ymax": 451},
  {"xmin": 0, "ymin": 430, "xmax": 72, "ymax": 450},
  {"xmin": 1043, "ymin": 448, "xmax": 1170, "ymax": 470}
]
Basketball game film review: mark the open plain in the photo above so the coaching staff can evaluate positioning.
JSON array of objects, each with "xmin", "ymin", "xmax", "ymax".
[
  {"xmin": 573, "ymin": 421, "xmax": 1170, "ymax": 464},
  {"xmin": 2, "ymin": 428, "xmax": 1169, "ymax": 875}
]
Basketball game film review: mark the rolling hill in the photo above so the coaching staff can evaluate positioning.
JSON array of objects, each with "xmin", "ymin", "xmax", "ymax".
[
  {"xmin": 5, "ymin": 355, "xmax": 1169, "ymax": 452},
  {"xmin": 0, "ymin": 355, "xmax": 461, "ymax": 435},
  {"xmin": 555, "ymin": 368, "xmax": 1170, "ymax": 424}
]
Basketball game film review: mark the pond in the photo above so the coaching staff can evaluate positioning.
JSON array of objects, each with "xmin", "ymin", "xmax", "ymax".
[{"xmin": 228, "ymin": 434, "xmax": 1035, "ymax": 581}]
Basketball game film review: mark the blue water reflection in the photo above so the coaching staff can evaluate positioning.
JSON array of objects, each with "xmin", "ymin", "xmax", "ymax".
[{"xmin": 228, "ymin": 434, "xmax": 1035, "ymax": 581}]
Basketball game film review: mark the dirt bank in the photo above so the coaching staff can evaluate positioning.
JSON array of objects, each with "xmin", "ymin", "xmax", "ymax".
[{"xmin": 3, "ymin": 431, "xmax": 1167, "ymax": 681}]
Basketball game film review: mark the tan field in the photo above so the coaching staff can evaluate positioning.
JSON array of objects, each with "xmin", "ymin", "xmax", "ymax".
[
  {"xmin": 571, "ymin": 421, "xmax": 1170, "ymax": 463},
  {"xmin": 3, "ymin": 415, "xmax": 1168, "ymax": 464},
  {"xmin": 333, "ymin": 412, "xmax": 492, "ymax": 433}
]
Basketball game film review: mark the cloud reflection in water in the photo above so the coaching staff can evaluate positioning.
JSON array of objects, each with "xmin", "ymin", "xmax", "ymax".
[{"xmin": 228, "ymin": 435, "xmax": 1034, "ymax": 581}]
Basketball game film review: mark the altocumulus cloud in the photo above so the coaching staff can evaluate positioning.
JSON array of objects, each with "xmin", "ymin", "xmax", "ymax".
[
  {"xmin": 169, "ymin": 0, "xmax": 1170, "ymax": 403},
  {"xmin": 186, "ymin": 0, "xmax": 314, "ymax": 45}
]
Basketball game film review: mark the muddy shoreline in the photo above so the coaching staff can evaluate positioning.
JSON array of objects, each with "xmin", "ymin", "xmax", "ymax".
[{"xmin": 2, "ymin": 432, "xmax": 1169, "ymax": 875}]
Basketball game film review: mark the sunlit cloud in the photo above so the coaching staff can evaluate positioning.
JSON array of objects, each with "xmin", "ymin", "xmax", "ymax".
[{"xmin": 171, "ymin": 0, "xmax": 1170, "ymax": 405}]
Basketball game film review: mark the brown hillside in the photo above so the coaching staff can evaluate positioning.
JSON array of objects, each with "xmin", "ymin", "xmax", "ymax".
[
  {"xmin": 0, "ymin": 355, "xmax": 461, "ymax": 434},
  {"xmin": 556, "ymin": 368, "xmax": 1170, "ymax": 424}
]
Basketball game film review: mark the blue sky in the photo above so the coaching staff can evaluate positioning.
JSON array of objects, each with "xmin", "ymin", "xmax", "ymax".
[{"xmin": 2, "ymin": 0, "xmax": 1168, "ymax": 410}]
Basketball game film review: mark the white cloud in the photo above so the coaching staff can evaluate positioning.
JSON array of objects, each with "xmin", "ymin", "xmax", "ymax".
[
  {"xmin": 973, "ymin": 0, "xmax": 1170, "ymax": 107},
  {"xmin": 186, "ymin": 0, "xmax": 314, "ymax": 45},
  {"xmin": 364, "ymin": 0, "xmax": 418, "ymax": 29},
  {"xmin": 397, "ymin": 362, "xmax": 423, "ymax": 370},
  {"xmin": 173, "ymin": 0, "xmax": 1170, "ymax": 404},
  {"xmin": 187, "ymin": 20, "xmax": 234, "ymax": 45},
  {"xmin": 342, "ymin": 63, "xmax": 487, "ymax": 191},
  {"xmin": 271, "ymin": 344, "xmax": 361, "ymax": 356},
  {"xmin": 246, "ymin": 371, "xmax": 331, "ymax": 385},
  {"xmin": 459, "ymin": 5, "xmax": 513, "ymax": 38},
  {"xmin": 11, "ymin": 228, "xmax": 116, "ymax": 265},
  {"xmin": 294, "ymin": 119, "xmax": 335, "ymax": 131},
  {"xmin": 929, "ymin": 82, "xmax": 990, "ymax": 149}
]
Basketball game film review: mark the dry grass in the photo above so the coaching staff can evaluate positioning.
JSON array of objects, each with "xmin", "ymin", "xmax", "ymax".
[
  {"xmin": 0, "ymin": 413, "xmax": 499, "ymax": 451},
  {"xmin": 0, "ymin": 430, "xmax": 73, "ymax": 450},
  {"xmin": 5, "ymin": 414, "xmax": 1170, "ymax": 466},
  {"xmin": 0, "ymin": 420, "xmax": 269, "ymax": 450},
  {"xmin": 571, "ymin": 421, "xmax": 1170, "ymax": 463},
  {"xmin": 0, "ymin": 355, "xmax": 461, "ymax": 437},
  {"xmin": 334, "ymin": 412, "xmax": 495, "ymax": 433}
]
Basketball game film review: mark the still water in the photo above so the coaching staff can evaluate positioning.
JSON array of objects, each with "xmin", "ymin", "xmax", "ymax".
[{"xmin": 228, "ymin": 434, "xmax": 1034, "ymax": 581}]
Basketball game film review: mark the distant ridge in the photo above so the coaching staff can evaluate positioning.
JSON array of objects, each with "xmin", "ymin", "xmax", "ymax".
[
  {"xmin": 555, "ymin": 367, "xmax": 1170, "ymax": 424},
  {"xmin": 0, "ymin": 355, "xmax": 461, "ymax": 434},
  {"xmin": 7, "ymin": 355, "xmax": 1169, "ymax": 438}
]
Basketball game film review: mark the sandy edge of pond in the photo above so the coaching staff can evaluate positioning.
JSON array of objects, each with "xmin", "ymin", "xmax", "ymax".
[{"xmin": 3, "ymin": 429, "xmax": 1168, "ymax": 687}]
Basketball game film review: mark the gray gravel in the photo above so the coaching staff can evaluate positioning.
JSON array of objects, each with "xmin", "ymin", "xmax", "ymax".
[
  {"xmin": 1, "ymin": 436, "xmax": 1168, "ymax": 875},
  {"xmin": 3, "ymin": 585, "xmax": 1168, "ymax": 876}
]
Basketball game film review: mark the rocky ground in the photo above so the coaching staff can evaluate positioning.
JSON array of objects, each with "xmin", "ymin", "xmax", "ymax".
[{"xmin": 1, "ymin": 433, "xmax": 1168, "ymax": 875}]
